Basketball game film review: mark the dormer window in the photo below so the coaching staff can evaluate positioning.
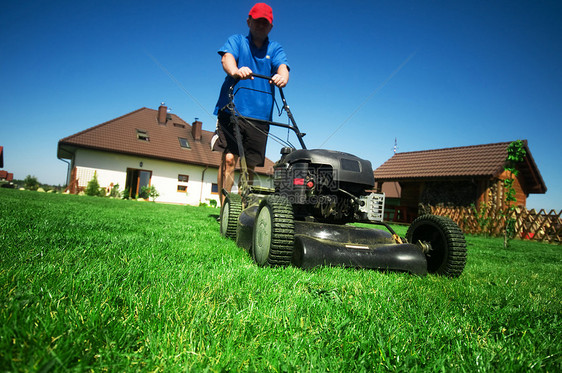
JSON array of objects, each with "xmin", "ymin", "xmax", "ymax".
[
  {"xmin": 137, "ymin": 129, "xmax": 149, "ymax": 142},
  {"xmin": 179, "ymin": 137, "xmax": 190, "ymax": 149}
]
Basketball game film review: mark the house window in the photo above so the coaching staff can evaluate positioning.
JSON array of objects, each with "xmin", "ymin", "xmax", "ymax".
[
  {"xmin": 137, "ymin": 129, "xmax": 149, "ymax": 141},
  {"xmin": 211, "ymin": 183, "xmax": 219, "ymax": 194},
  {"xmin": 178, "ymin": 174, "xmax": 189, "ymax": 193},
  {"xmin": 179, "ymin": 137, "xmax": 190, "ymax": 149},
  {"xmin": 174, "ymin": 123, "xmax": 185, "ymax": 128}
]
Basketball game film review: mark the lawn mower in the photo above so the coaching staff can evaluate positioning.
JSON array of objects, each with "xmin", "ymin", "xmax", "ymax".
[{"xmin": 219, "ymin": 74, "xmax": 467, "ymax": 276}]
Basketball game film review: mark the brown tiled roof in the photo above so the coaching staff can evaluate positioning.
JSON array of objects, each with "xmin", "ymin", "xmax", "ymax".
[
  {"xmin": 374, "ymin": 141, "xmax": 546, "ymax": 194},
  {"xmin": 57, "ymin": 106, "xmax": 274, "ymax": 174},
  {"xmin": 0, "ymin": 170, "xmax": 13, "ymax": 181}
]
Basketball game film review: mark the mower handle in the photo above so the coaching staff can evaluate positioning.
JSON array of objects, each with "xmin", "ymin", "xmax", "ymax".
[
  {"xmin": 228, "ymin": 73, "xmax": 284, "ymax": 86},
  {"xmin": 227, "ymin": 73, "xmax": 307, "ymax": 149},
  {"xmin": 250, "ymin": 73, "xmax": 275, "ymax": 81}
]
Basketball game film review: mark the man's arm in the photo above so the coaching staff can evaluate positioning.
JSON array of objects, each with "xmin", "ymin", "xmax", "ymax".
[{"xmin": 221, "ymin": 53, "xmax": 253, "ymax": 80}]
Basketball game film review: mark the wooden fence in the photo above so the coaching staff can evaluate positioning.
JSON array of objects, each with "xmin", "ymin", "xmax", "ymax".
[{"xmin": 427, "ymin": 205, "xmax": 562, "ymax": 244}]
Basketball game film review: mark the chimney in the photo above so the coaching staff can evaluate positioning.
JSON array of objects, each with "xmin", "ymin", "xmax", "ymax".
[
  {"xmin": 157, "ymin": 103, "xmax": 167, "ymax": 125},
  {"xmin": 192, "ymin": 118, "xmax": 202, "ymax": 141}
]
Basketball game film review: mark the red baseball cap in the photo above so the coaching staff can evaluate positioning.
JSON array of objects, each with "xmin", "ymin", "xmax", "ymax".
[{"xmin": 249, "ymin": 3, "xmax": 273, "ymax": 25}]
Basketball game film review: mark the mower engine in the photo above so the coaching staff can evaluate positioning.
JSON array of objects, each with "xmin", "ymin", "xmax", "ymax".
[{"xmin": 273, "ymin": 147, "xmax": 384, "ymax": 224}]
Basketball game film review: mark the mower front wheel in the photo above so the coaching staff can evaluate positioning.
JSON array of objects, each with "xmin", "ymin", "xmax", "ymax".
[
  {"xmin": 220, "ymin": 193, "xmax": 242, "ymax": 239},
  {"xmin": 252, "ymin": 195, "xmax": 295, "ymax": 267},
  {"xmin": 406, "ymin": 215, "xmax": 467, "ymax": 277}
]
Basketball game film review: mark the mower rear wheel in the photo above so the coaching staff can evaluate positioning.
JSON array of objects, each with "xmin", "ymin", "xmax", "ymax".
[
  {"xmin": 406, "ymin": 215, "xmax": 467, "ymax": 277},
  {"xmin": 220, "ymin": 193, "xmax": 242, "ymax": 239},
  {"xmin": 252, "ymin": 195, "xmax": 295, "ymax": 267}
]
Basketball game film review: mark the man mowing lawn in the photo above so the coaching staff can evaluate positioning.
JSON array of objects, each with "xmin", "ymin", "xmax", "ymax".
[{"xmin": 212, "ymin": 2, "xmax": 290, "ymax": 207}]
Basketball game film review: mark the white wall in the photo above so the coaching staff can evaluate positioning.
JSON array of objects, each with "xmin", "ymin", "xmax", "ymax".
[{"xmin": 73, "ymin": 149, "xmax": 272, "ymax": 206}]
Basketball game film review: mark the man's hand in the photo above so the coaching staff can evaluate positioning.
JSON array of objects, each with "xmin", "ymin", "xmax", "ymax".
[
  {"xmin": 270, "ymin": 73, "xmax": 288, "ymax": 88},
  {"xmin": 222, "ymin": 53, "xmax": 254, "ymax": 80},
  {"xmin": 234, "ymin": 66, "xmax": 254, "ymax": 80},
  {"xmin": 271, "ymin": 64, "xmax": 289, "ymax": 88}
]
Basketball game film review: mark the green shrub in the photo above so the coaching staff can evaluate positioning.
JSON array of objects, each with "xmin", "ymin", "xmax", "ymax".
[
  {"xmin": 85, "ymin": 171, "xmax": 105, "ymax": 197},
  {"xmin": 141, "ymin": 185, "xmax": 159, "ymax": 202},
  {"xmin": 109, "ymin": 183, "xmax": 122, "ymax": 198}
]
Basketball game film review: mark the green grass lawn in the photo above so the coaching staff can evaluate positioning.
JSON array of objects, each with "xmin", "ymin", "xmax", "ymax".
[{"xmin": 1, "ymin": 189, "xmax": 560, "ymax": 372}]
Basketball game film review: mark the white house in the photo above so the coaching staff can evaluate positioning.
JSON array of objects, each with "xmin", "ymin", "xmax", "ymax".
[{"xmin": 57, "ymin": 104, "xmax": 274, "ymax": 205}]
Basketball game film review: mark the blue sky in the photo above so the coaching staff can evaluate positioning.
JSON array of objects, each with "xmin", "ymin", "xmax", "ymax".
[{"xmin": 1, "ymin": 0, "xmax": 561, "ymax": 210}]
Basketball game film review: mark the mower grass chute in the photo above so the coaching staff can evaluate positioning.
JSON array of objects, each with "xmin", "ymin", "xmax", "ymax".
[{"xmin": 219, "ymin": 74, "xmax": 467, "ymax": 277}]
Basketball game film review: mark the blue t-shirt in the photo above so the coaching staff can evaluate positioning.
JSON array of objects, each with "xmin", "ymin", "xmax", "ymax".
[{"xmin": 214, "ymin": 33, "xmax": 289, "ymax": 121}]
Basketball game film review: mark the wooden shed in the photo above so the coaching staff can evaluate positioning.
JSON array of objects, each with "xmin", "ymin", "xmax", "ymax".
[{"xmin": 374, "ymin": 141, "xmax": 547, "ymax": 223}]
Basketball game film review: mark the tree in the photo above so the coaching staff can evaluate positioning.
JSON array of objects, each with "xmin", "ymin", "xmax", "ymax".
[
  {"xmin": 503, "ymin": 140, "xmax": 526, "ymax": 248},
  {"xmin": 24, "ymin": 175, "xmax": 40, "ymax": 191}
]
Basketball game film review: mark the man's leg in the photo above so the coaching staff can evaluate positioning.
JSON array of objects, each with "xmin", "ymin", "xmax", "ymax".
[{"xmin": 219, "ymin": 152, "xmax": 238, "ymax": 206}]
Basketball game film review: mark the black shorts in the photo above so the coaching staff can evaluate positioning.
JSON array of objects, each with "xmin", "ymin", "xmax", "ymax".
[{"xmin": 212, "ymin": 111, "xmax": 269, "ymax": 168}]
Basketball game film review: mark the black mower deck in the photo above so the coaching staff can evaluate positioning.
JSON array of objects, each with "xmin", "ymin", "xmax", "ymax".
[{"xmin": 234, "ymin": 200, "xmax": 429, "ymax": 276}]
